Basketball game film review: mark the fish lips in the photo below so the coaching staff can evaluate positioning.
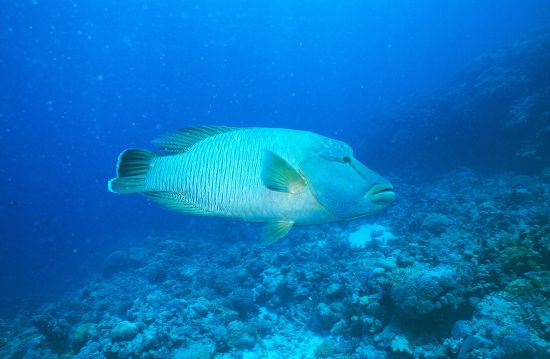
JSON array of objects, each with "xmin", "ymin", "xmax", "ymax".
[
  {"xmin": 366, "ymin": 183, "xmax": 395, "ymax": 205},
  {"xmin": 349, "ymin": 159, "xmax": 395, "ymax": 205}
]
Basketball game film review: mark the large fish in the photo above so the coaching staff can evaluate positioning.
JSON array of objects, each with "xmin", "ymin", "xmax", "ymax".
[{"xmin": 108, "ymin": 126, "xmax": 394, "ymax": 242}]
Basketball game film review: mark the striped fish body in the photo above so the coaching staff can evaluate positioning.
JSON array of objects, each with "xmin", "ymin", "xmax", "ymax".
[
  {"xmin": 145, "ymin": 127, "xmax": 332, "ymax": 224},
  {"xmin": 109, "ymin": 126, "xmax": 394, "ymax": 242}
]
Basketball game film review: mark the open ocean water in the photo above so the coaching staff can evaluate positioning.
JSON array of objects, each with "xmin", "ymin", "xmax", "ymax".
[{"xmin": 1, "ymin": 1, "xmax": 549, "ymax": 358}]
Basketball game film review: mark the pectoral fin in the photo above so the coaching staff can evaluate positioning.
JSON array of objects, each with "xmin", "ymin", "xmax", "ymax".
[
  {"xmin": 261, "ymin": 150, "xmax": 305, "ymax": 194},
  {"xmin": 262, "ymin": 221, "xmax": 294, "ymax": 243}
]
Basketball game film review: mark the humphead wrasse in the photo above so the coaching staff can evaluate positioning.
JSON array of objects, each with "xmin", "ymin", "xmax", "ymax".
[{"xmin": 108, "ymin": 126, "xmax": 395, "ymax": 242}]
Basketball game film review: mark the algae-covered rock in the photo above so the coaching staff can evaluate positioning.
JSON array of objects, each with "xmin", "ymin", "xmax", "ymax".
[
  {"xmin": 225, "ymin": 320, "xmax": 257, "ymax": 349},
  {"xmin": 313, "ymin": 303, "xmax": 341, "ymax": 332},
  {"xmin": 314, "ymin": 340, "xmax": 334, "ymax": 358},
  {"xmin": 422, "ymin": 213, "xmax": 452, "ymax": 235},
  {"xmin": 110, "ymin": 321, "xmax": 141, "ymax": 342},
  {"xmin": 72, "ymin": 322, "xmax": 95, "ymax": 351},
  {"xmin": 500, "ymin": 246, "xmax": 542, "ymax": 274},
  {"xmin": 229, "ymin": 288, "xmax": 257, "ymax": 317},
  {"xmin": 32, "ymin": 312, "xmax": 71, "ymax": 353},
  {"xmin": 504, "ymin": 278, "xmax": 536, "ymax": 296},
  {"xmin": 469, "ymin": 292, "xmax": 547, "ymax": 357},
  {"xmin": 391, "ymin": 334, "xmax": 412, "ymax": 355},
  {"xmin": 451, "ymin": 320, "xmax": 474, "ymax": 340},
  {"xmin": 524, "ymin": 271, "xmax": 550, "ymax": 293},
  {"xmin": 190, "ymin": 297, "xmax": 211, "ymax": 316},
  {"xmin": 390, "ymin": 265, "xmax": 469, "ymax": 319}
]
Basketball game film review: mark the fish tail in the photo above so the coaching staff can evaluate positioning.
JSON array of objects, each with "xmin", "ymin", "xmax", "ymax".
[{"xmin": 108, "ymin": 149, "xmax": 158, "ymax": 194}]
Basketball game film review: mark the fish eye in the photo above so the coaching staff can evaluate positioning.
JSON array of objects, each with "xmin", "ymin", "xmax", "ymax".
[{"xmin": 342, "ymin": 156, "xmax": 351, "ymax": 163}]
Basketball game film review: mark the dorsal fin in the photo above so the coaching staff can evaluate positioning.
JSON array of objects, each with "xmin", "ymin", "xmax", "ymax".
[{"xmin": 153, "ymin": 126, "xmax": 237, "ymax": 154}]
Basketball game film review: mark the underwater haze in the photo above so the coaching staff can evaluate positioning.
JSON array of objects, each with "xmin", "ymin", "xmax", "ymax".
[{"xmin": 1, "ymin": 1, "xmax": 550, "ymax": 358}]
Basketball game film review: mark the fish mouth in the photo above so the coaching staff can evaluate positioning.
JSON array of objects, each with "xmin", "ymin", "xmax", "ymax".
[{"xmin": 366, "ymin": 183, "xmax": 395, "ymax": 205}]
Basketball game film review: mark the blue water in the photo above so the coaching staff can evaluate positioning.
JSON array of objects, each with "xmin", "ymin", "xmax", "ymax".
[{"xmin": 1, "ymin": 1, "xmax": 549, "ymax": 356}]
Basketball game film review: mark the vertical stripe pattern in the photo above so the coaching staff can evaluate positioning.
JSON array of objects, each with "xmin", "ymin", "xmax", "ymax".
[{"xmin": 143, "ymin": 128, "xmax": 328, "ymax": 222}]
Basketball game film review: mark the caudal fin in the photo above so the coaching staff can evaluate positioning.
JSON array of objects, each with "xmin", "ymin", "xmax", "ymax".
[{"xmin": 108, "ymin": 149, "xmax": 157, "ymax": 194}]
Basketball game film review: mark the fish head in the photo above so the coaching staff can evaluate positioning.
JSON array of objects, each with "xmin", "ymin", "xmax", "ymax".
[{"xmin": 301, "ymin": 141, "xmax": 394, "ymax": 219}]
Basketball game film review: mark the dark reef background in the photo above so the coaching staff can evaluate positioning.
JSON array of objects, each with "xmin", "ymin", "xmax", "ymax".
[{"xmin": 0, "ymin": 1, "xmax": 549, "ymax": 358}]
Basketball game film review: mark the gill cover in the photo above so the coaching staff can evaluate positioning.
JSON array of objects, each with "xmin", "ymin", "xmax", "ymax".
[{"xmin": 300, "ymin": 155, "xmax": 371, "ymax": 218}]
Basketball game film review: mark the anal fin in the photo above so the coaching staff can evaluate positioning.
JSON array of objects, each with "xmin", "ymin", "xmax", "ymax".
[
  {"xmin": 144, "ymin": 191, "xmax": 209, "ymax": 216},
  {"xmin": 262, "ymin": 221, "xmax": 294, "ymax": 243}
]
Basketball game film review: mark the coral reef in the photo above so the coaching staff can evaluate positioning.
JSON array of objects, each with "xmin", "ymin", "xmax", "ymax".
[
  {"xmin": 110, "ymin": 321, "xmax": 142, "ymax": 342},
  {"xmin": 0, "ymin": 169, "xmax": 547, "ymax": 358},
  {"xmin": 8, "ymin": 22, "xmax": 550, "ymax": 345},
  {"xmin": 362, "ymin": 30, "xmax": 550, "ymax": 174},
  {"xmin": 389, "ymin": 264, "xmax": 471, "ymax": 319}
]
